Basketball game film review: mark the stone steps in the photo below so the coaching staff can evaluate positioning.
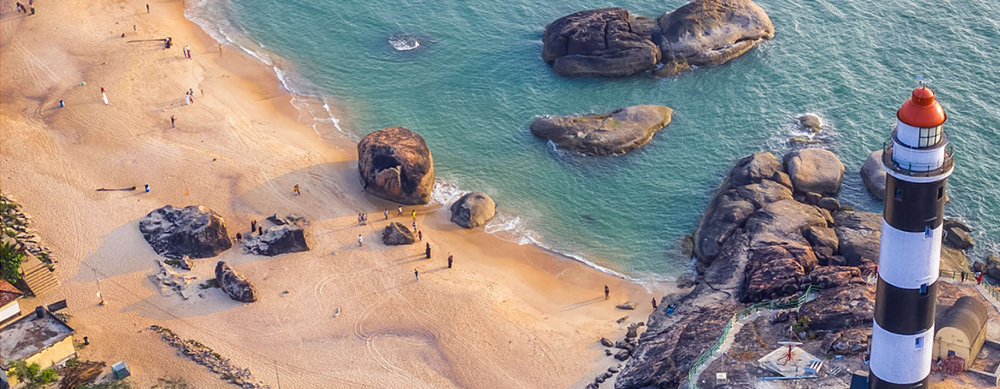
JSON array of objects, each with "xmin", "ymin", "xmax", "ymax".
[{"xmin": 20, "ymin": 254, "xmax": 58, "ymax": 296}]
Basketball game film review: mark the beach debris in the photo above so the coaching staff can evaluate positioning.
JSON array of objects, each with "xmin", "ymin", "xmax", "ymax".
[
  {"xmin": 149, "ymin": 325, "xmax": 270, "ymax": 389},
  {"xmin": 139, "ymin": 205, "xmax": 232, "ymax": 260},
  {"xmin": 215, "ymin": 261, "xmax": 258, "ymax": 303},
  {"xmin": 450, "ymin": 192, "xmax": 497, "ymax": 229},
  {"xmin": 95, "ymin": 186, "xmax": 137, "ymax": 191}
]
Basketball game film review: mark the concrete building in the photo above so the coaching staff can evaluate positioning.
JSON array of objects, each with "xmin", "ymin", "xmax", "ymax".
[
  {"xmin": 934, "ymin": 296, "xmax": 989, "ymax": 370},
  {"xmin": 870, "ymin": 85, "xmax": 953, "ymax": 389},
  {"xmin": 0, "ymin": 307, "xmax": 76, "ymax": 386},
  {"xmin": 0, "ymin": 280, "xmax": 23, "ymax": 326}
]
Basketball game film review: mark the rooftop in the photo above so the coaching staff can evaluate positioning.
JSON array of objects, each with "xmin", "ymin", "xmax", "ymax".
[
  {"xmin": 0, "ymin": 280, "xmax": 22, "ymax": 308},
  {"xmin": 0, "ymin": 308, "xmax": 74, "ymax": 369}
]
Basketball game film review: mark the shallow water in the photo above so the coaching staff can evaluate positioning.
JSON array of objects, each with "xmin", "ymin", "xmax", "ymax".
[{"xmin": 187, "ymin": 0, "xmax": 1000, "ymax": 282}]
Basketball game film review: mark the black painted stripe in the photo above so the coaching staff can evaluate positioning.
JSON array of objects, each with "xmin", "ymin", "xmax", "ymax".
[
  {"xmin": 874, "ymin": 277, "xmax": 937, "ymax": 335},
  {"xmin": 869, "ymin": 372, "xmax": 929, "ymax": 389},
  {"xmin": 884, "ymin": 176, "xmax": 946, "ymax": 232}
]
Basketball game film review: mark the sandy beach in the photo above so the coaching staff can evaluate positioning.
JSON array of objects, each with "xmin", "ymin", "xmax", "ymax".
[{"xmin": 0, "ymin": 0, "xmax": 672, "ymax": 387}]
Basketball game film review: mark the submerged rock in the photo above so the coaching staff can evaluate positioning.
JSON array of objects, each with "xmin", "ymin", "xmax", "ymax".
[
  {"xmin": 651, "ymin": 0, "xmax": 774, "ymax": 77},
  {"xmin": 358, "ymin": 127, "xmax": 435, "ymax": 205},
  {"xmin": 215, "ymin": 261, "xmax": 258, "ymax": 303},
  {"xmin": 798, "ymin": 114, "xmax": 823, "ymax": 133},
  {"xmin": 450, "ymin": 192, "xmax": 497, "ymax": 229},
  {"xmin": 542, "ymin": 8, "xmax": 659, "ymax": 78},
  {"xmin": 531, "ymin": 105, "xmax": 673, "ymax": 156},
  {"xmin": 139, "ymin": 205, "xmax": 232, "ymax": 260}
]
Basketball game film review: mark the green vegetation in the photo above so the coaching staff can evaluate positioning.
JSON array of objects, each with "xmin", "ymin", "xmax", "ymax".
[
  {"xmin": 792, "ymin": 316, "xmax": 811, "ymax": 335},
  {"xmin": 79, "ymin": 380, "xmax": 133, "ymax": 389},
  {"xmin": 8, "ymin": 360, "xmax": 58, "ymax": 388},
  {"xmin": 0, "ymin": 241, "xmax": 24, "ymax": 284}
]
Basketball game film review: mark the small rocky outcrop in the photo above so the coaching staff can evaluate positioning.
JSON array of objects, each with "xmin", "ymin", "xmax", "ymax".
[
  {"xmin": 798, "ymin": 285, "xmax": 875, "ymax": 332},
  {"xmin": 833, "ymin": 210, "xmax": 881, "ymax": 266},
  {"xmin": 986, "ymin": 253, "xmax": 1000, "ymax": 280},
  {"xmin": 651, "ymin": 0, "xmax": 775, "ymax": 77},
  {"xmin": 797, "ymin": 114, "xmax": 822, "ymax": 133},
  {"xmin": 530, "ymin": 105, "xmax": 673, "ymax": 156},
  {"xmin": 824, "ymin": 328, "xmax": 871, "ymax": 355},
  {"xmin": 783, "ymin": 148, "xmax": 845, "ymax": 195},
  {"xmin": 808, "ymin": 266, "xmax": 862, "ymax": 289},
  {"xmin": 139, "ymin": 205, "xmax": 232, "ymax": 260},
  {"xmin": 541, "ymin": 8, "xmax": 659, "ymax": 78},
  {"xmin": 357, "ymin": 127, "xmax": 435, "ymax": 205},
  {"xmin": 616, "ymin": 301, "xmax": 636, "ymax": 310},
  {"xmin": 450, "ymin": 192, "xmax": 497, "ymax": 229},
  {"xmin": 151, "ymin": 260, "xmax": 197, "ymax": 300},
  {"xmin": 382, "ymin": 222, "xmax": 416, "ymax": 245},
  {"xmin": 215, "ymin": 261, "xmax": 258, "ymax": 303},
  {"xmin": 944, "ymin": 219, "xmax": 974, "ymax": 250},
  {"xmin": 861, "ymin": 150, "xmax": 887, "ymax": 200},
  {"xmin": 242, "ymin": 225, "xmax": 309, "ymax": 256}
]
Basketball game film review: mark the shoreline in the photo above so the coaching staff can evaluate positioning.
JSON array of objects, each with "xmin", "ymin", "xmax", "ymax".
[{"xmin": 0, "ymin": 0, "xmax": 673, "ymax": 387}]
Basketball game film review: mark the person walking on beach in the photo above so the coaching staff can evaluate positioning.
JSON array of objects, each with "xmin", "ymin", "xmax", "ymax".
[
  {"xmin": 170, "ymin": 115, "xmax": 176, "ymax": 128},
  {"xmin": 411, "ymin": 210, "xmax": 416, "ymax": 219},
  {"xmin": 425, "ymin": 243, "xmax": 431, "ymax": 259},
  {"xmin": 397, "ymin": 205, "xmax": 403, "ymax": 216},
  {"xmin": 102, "ymin": 87, "xmax": 110, "ymax": 105},
  {"xmin": 293, "ymin": 184, "xmax": 300, "ymax": 196},
  {"xmin": 185, "ymin": 91, "xmax": 191, "ymax": 105},
  {"xmin": 414, "ymin": 269, "xmax": 419, "ymax": 281},
  {"xmin": 412, "ymin": 221, "xmax": 417, "ymax": 231},
  {"xmin": 146, "ymin": 3, "xmax": 149, "ymax": 13},
  {"xmin": 651, "ymin": 298, "xmax": 658, "ymax": 310},
  {"xmin": 258, "ymin": 226, "xmax": 263, "ymax": 236},
  {"xmin": 418, "ymin": 230, "xmax": 422, "ymax": 241},
  {"xmin": 358, "ymin": 234, "xmax": 363, "ymax": 247},
  {"xmin": 189, "ymin": 88, "xmax": 195, "ymax": 102},
  {"xmin": 185, "ymin": 45, "xmax": 191, "ymax": 59},
  {"xmin": 219, "ymin": 44, "xmax": 222, "ymax": 56},
  {"xmin": 604, "ymin": 285, "xmax": 609, "ymax": 300},
  {"xmin": 447, "ymin": 254, "xmax": 453, "ymax": 269},
  {"xmin": 384, "ymin": 209, "xmax": 389, "ymax": 220},
  {"xmin": 962, "ymin": 271, "xmax": 968, "ymax": 282},
  {"xmin": 251, "ymin": 219, "xmax": 257, "ymax": 233}
]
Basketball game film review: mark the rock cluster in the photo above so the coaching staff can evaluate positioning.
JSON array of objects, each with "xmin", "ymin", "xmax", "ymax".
[
  {"xmin": 530, "ymin": 105, "xmax": 673, "ymax": 156},
  {"xmin": 542, "ymin": 0, "xmax": 774, "ymax": 78},
  {"xmin": 215, "ymin": 261, "xmax": 258, "ymax": 303},
  {"xmin": 382, "ymin": 222, "xmax": 417, "ymax": 245},
  {"xmin": 1, "ymin": 194, "xmax": 55, "ymax": 265},
  {"xmin": 586, "ymin": 322, "xmax": 645, "ymax": 388},
  {"xmin": 150, "ymin": 260, "xmax": 197, "ymax": 300},
  {"xmin": 357, "ymin": 127, "xmax": 435, "ymax": 205},
  {"xmin": 450, "ymin": 192, "xmax": 497, "ymax": 228},
  {"xmin": 242, "ymin": 216, "xmax": 309, "ymax": 256},
  {"xmin": 139, "ymin": 205, "xmax": 232, "ymax": 259},
  {"xmin": 149, "ymin": 325, "xmax": 270, "ymax": 389}
]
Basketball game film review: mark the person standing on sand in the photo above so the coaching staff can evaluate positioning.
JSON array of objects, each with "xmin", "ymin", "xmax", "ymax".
[
  {"xmin": 293, "ymin": 184, "xmax": 300, "ymax": 196},
  {"xmin": 170, "ymin": 115, "xmax": 175, "ymax": 128},
  {"xmin": 185, "ymin": 91, "xmax": 191, "ymax": 105},
  {"xmin": 411, "ymin": 210, "xmax": 416, "ymax": 219},
  {"xmin": 102, "ymin": 90, "xmax": 109, "ymax": 105},
  {"xmin": 358, "ymin": 234, "xmax": 363, "ymax": 247},
  {"xmin": 235, "ymin": 232, "xmax": 242, "ymax": 242},
  {"xmin": 651, "ymin": 298, "xmax": 657, "ymax": 309},
  {"xmin": 397, "ymin": 205, "xmax": 403, "ymax": 216},
  {"xmin": 189, "ymin": 88, "xmax": 194, "ymax": 102},
  {"xmin": 251, "ymin": 219, "xmax": 257, "ymax": 233},
  {"xmin": 604, "ymin": 285, "xmax": 609, "ymax": 300},
  {"xmin": 425, "ymin": 243, "xmax": 431, "ymax": 259},
  {"xmin": 146, "ymin": 3, "xmax": 149, "ymax": 13},
  {"xmin": 384, "ymin": 209, "xmax": 388, "ymax": 220},
  {"xmin": 414, "ymin": 269, "xmax": 419, "ymax": 281},
  {"xmin": 258, "ymin": 226, "xmax": 263, "ymax": 236},
  {"xmin": 418, "ymin": 230, "xmax": 422, "ymax": 241},
  {"xmin": 185, "ymin": 45, "xmax": 191, "ymax": 59},
  {"xmin": 412, "ymin": 221, "xmax": 417, "ymax": 231},
  {"xmin": 448, "ymin": 254, "xmax": 453, "ymax": 269}
]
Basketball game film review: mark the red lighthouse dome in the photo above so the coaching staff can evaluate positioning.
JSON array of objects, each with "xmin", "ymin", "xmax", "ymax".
[{"xmin": 897, "ymin": 86, "xmax": 947, "ymax": 128}]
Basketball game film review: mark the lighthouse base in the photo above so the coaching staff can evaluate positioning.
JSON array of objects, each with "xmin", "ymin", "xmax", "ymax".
[{"xmin": 869, "ymin": 374, "xmax": 929, "ymax": 389}]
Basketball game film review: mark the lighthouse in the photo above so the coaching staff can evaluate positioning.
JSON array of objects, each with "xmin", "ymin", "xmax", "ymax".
[{"xmin": 869, "ymin": 85, "xmax": 953, "ymax": 389}]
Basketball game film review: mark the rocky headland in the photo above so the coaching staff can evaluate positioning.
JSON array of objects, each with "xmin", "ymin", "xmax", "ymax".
[
  {"xmin": 530, "ymin": 105, "xmax": 673, "ymax": 156},
  {"xmin": 542, "ymin": 0, "xmax": 774, "ymax": 78}
]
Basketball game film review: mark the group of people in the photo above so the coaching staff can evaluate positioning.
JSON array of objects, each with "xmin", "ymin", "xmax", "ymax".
[
  {"xmin": 14, "ymin": 0, "xmax": 33, "ymax": 14},
  {"xmin": 184, "ymin": 89, "xmax": 195, "ymax": 105},
  {"xmin": 357, "ymin": 213, "xmax": 369, "ymax": 225}
]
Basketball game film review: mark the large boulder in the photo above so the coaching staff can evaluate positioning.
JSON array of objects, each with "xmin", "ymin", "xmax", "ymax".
[
  {"xmin": 215, "ymin": 261, "xmax": 258, "ymax": 303},
  {"xmin": 382, "ymin": 222, "xmax": 416, "ymax": 245},
  {"xmin": 242, "ymin": 225, "xmax": 309, "ymax": 256},
  {"xmin": 943, "ymin": 221, "xmax": 974, "ymax": 250},
  {"xmin": 741, "ymin": 200, "xmax": 830, "ymax": 301},
  {"xmin": 986, "ymin": 254, "xmax": 1000, "ymax": 280},
  {"xmin": 530, "ymin": 105, "xmax": 673, "ymax": 156},
  {"xmin": 861, "ymin": 150, "xmax": 887, "ymax": 200},
  {"xmin": 651, "ymin": 0, "xmax": 774, "ymax": 77},
  {"xmin": 450, "ymin": 192, "xmax": 497, "ymax": 228},
  {"xmin": 833, "ymin": 211, "xmax": 881, "ymax": 265},
  {"xmin": 357, "ymin": 127, "xmax": 435, "ymax": 205},
  {"xmin": 799, "ymin": 284, "xmax": 875, "ymax": 332},
  {"xmin": 541, "ymin": 8, "xmax": 659, "ymax": 78},
  {"xmin": 783, "ymin": 149, "xmax": 845, "ymax": 195},
  {"xmin": 139, "ymin": 205, "xmax": 232, "ymax": 260}
]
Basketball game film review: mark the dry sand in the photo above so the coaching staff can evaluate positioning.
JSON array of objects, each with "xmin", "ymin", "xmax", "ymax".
[{"xmin": 0, "ymin": 0, "xmax": 674, "ymax": 387}]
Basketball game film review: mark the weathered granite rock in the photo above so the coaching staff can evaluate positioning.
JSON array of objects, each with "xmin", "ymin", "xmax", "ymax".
[
  {"xmin": 617, "ymin": 301, "xmax": 636, "ymax": 310},
  {"xmin": 798, "ymin": 284, "xmax": 875, "ymax": 332},
  {"xmin": 783, "ymin": 148, "xmax": 845, "ymax": 195},
  {"xmin": 601, "ymin": 337, "xmax": 615, "ymax": 347},
  {"xmin": 530, "ymin": 105, "xmax": 673, "ymax": 156},
  {"xmin": 740, "ymin": 199, "xmax": 830, "ymax": 301},
  {"xmin": 817, "ymin": 197, "xmax": 840, "ymax": 211},
  {"xmin": 382, "ymin": 222, "xmax": 416, "ymax": 245},
  {"xmin": 861, "ymin": 150, "xmax": 887, "ymax": 200},
  {"xmin": 542, "ymin": 8, "xmax": 659, "ymax": 78},
  {"xmin": 215, "ymin": 261, "xmax": 258, "ymax": 303},
  {"xmin": 651, "ymin": 0, "xmax": 774, "ymax": 77},
  {"xmin": 450, "ymin": 192, "xmax": 497, "ymax": 228},
  {"xmin": 987, "ymin": 254, "xmax": 1000, "ymax": 280},
  {"xmin": 973, "ymin": 260, "xmax": 987, "ymax": 273},
  {"xmin": 824, "ymin": 328, "xmax": 871, "ymax": 355},
  {"xmin": 242, "ymin": 225, "xmax": 309, "ymax": 256},
  {"xmin": 139, "ymin": 205, "xmax": 232, "ymax": 260},
  {"xmin": 809, "ymin": 266, "xmax": 862, "ymax": 289},
  {"xmin": 833, "ymin": 210, "xmax": 881, "ymax": 266},
  {"xmin": 805, "ymin": 225, "xmax": 839, "ymax": 264},
  {"xmin": 944, "ymin": 222, "xmax": 974, "ymax": 250},
  {"xmin": 941, "ymin": 245, "xmax": 969, "ymax": 274},
  {"xmin": 798, "ymin": 114, "xmax": 822, "ymax": 133},
  {"xmin": 358, "ymin": 127, "xmax": 435, "ymax": 205}
]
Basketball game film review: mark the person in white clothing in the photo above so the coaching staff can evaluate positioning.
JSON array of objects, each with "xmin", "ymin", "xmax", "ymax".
[{"xmin": 358, "ymin": 234, "xmax": 363, "ymax": 247}]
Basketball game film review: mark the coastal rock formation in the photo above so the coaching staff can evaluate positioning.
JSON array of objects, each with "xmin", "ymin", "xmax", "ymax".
[
  {"xmin": 861, "ymin": 150, "xmax": 887, "ymax": 200},
  {"xmin": 450, "ymin": 192, "xmax": 497, "ymax": 228},
  {"xmin": 833, "ymin": 210, "xmax": 881, "ymax": 266},
  {"xmin": 651, "ymin": 0, "xmax": 774, "ymax": 77},
  {"xmin": 541, "ymin": 8, "xmax": 659, "ymax": 78},
  {"xmin": 530, "ymin": 105, "xmax": 673, "ymax": 156},
  {"xmin": 808, "ymin": 265, "xmax": 861, "ymax": 289},
  {"xmin": 357, "ymin": 127, "xmax": 435, "ymax": 205},
  {"xmin": 783, "ymin": 149, "xmax": 844, "ymax": 195},
  {"xmin": 824, "ymin": 328, "xmax": 871, "ymax": 355},
  {"xmin": 987, "ymin": 254, "xmax": 1000, "ymax": 280},
  {"xmin": 215, "ymin": 261, "xmax": 258, "ymax": 303},
  {"xmin": 382, "ymin": 222, "xmax": 416, "ymax": 245},
  {"xmin": 798, "ymin": 114, "xmax": 822, "ymax": 133},
  {"xmin": 798, "ymin": 284, "xmax": 875, "ymax": 332},
  {"xmin": 139, "ymin": 205, "xmax": 232, "ymax": 260},
  {"xmin": 944, "ymin": 219, "xmax": 974, "ymax": 250},
  {"xmin": 242, "ymin": 225, "xmax": 309, "ymax": 256}
]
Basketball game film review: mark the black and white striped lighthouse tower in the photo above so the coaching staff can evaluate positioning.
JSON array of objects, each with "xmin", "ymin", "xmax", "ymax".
[{"xmin": 870, "ymin": 85, "xmax": 953, "ymax": 389}]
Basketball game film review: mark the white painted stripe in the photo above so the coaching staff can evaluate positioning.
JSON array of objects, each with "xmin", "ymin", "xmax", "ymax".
[
  {"xmin": 895, "ymin": 122, "xmax": 942, "ymax": 149},
  {"xmin": 871, "ymin": 322, "xmax": 933, "ymax": 384},
  {"xmin": 878, "ymin": 221, "xmax": 941, "ymax": 289},
  {"xmin": 883, "ymin": 166, "xmax": 953, "ymax": 183},
  {"xmin": 892, "ymin": 140, "xmax": 946, "ymax": 171}
]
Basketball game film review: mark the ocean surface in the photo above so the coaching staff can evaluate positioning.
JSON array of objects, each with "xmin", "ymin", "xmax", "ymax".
[{"xmin": 187, "ymin": 0, "xmax": 1000, "ymax": 283}]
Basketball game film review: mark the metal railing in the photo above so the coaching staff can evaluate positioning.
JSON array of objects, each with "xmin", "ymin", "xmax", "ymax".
[
  {"xmin": 686, "ymin": 285, "xmax": 823, "ymax": 388},
  {"xmin": 882, "ymin": 138, "xmax": 955, "ymax": 178},
  {"xmin": 939, "ymin": 270, "xmax": 1000, "ymax": 302}
]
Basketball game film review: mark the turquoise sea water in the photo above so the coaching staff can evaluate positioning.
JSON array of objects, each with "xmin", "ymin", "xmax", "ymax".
[{"xmin": 187, "ymin": 0, "xmax": 1000, "ymax": 283}]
